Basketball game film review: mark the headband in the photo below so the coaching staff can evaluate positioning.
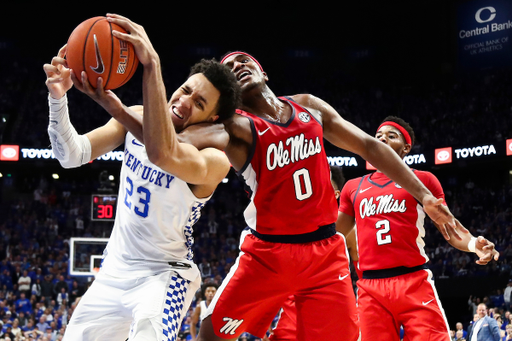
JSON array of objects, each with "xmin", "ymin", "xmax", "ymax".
[
  {"xmin": 220, "ymin": 51, "xmax": 264, "ymax": 72},
  {"xmin": 377, "ymin": 121, "xmax": 412, "ymax": 145}
]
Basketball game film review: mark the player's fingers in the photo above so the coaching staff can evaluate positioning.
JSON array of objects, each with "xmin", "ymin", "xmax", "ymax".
[
  {"xmin": 494, "ymin": 250, "xmax": 500, "ymax": 261},
  {"xmin": 106, "ymin": 13, "xmax": 136, "ymax": 33},
  {"xmin": 439, "ymin": 223, "xmax": 450, "ymax": 241},
  {"xmin": 57, "ymin": 44, "xmax": 67, "ymax": 58},
  {"xmin": 70, "ymin": 70, "xmax": 84, "ymax": 90},
  {"xmin": 51, "ymin": 56, "xmax": 67, "ymax": 68},
  {"xmin": 43, "ymin": 63, "xmax": 59, "ymax": 76}
]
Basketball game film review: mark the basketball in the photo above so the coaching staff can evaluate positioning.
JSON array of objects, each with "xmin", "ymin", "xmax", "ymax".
[{"xmin": 66, "ymin": 16, "xmax": 139, "ymax": 90}]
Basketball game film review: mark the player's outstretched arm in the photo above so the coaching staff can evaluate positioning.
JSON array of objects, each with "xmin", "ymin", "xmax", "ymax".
[
  {"xmin": 442, "ymin": 219, "xmax": 500, "ymax": 265},
  {"xmin": 300, "ymin": 94, "xmax": 456, "ymax": 232},
  {"xmin": 44, "ymin": 46, "xmax": 125, "ymax": 168}
]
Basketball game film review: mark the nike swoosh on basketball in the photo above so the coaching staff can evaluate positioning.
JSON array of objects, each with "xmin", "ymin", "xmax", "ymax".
[
  {"xmin": 258, "ymin": 127, "xmax": 270, "ymax": 136},
  {"xmin": 90, "ymin": 34, "xmax": 105, "ymax": 74},
  {"xmin": 359, "ymin": 187, "xmax": 372, "ymax": 193},
  {"xmin": 422, "ymin": 299, "xmax": 434, "ymax": 305},
  {"xmin": 339, "ymin": 274, "xmax": 349, "ymax": 280}
]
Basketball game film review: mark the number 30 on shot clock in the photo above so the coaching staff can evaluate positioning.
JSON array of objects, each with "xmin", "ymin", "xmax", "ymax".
[{"xmin": 91, "ymin": 194, "xmax": 118, "ymax": 221}]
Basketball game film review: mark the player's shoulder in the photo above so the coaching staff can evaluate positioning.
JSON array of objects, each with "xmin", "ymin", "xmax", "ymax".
[
  {"xmin": 288, "ymin": 94, "xmax": 323, "ymax": 109},
  {"xmin": 343, "ymin": 176, "xmax": 365, "ymax": 190},
  {"xmin": 412, "ymin": 169, "xmax": 438, "ymax": 182}
]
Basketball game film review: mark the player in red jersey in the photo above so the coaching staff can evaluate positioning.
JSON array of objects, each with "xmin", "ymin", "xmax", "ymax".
[
  {"xmin": 268, "ymin": 166, "xmax": 362, "ymax": 341},
  {"xmin": 336, "ymin": 116, "xmax": 500, "ymax": 341}
]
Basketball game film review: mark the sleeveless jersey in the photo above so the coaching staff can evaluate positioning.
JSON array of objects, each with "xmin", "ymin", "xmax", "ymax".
[
  {"xmin": 100, "ymin": 132, "xmax": 211, "ymax": 281},
  {"xmin": 238, "ymin": 97, "xmax": 337, "ymax": 235},
  {"xmin": 199, "ymin": 300, "xmax": 209, "ymax": 321},
  {"xmin": 338, "ymin": 170, "xmax": 445, "ymax": 272}
]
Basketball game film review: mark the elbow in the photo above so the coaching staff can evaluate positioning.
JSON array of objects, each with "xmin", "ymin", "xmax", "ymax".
[{"xmin": 146, "ymin": 147, "xmax": 172, "ymax": 168}]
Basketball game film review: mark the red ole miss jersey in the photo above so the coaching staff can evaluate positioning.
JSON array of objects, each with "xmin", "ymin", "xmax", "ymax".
[
  {"xmin": 237, "ymin": 97, "xmax": 337, "ymax": 235},
  {"xmin": 338, "ymin": 170, "xmax": 445, "ymax": 272}
]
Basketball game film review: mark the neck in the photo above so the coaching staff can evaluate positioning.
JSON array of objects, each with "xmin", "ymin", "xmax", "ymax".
[{"xmin": 239, "ymin": 84, "xmax": 286, "ymax": 122}]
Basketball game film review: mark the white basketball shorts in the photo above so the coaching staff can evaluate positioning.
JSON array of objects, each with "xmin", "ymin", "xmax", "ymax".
[{"xmin": 63, "ymin": 269, "xmax": 199, "ymax": 341}]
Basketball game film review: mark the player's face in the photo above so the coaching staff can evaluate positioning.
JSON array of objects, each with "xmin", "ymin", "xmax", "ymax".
[
  {"xmin": 168, "ymin": 73, "xmax": 220, "ymax": 132},
  {"xmin": 375, "ymin": 125, "xmax": 410, "ymax": 159},
  {"xmin": 222, "ymin": 54, "xmax": 268, "ymax": 91},
  {"xmin": 204, "ymin": 286, "xmax": 217, "ymax": 300}
]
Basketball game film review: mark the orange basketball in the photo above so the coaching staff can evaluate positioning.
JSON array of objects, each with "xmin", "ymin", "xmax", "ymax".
[{"xmin": 66, "ymin": 16, "xmax": 139, "ymax": 90}]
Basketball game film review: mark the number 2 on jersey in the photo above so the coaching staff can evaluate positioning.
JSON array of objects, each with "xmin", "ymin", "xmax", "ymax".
[
  {"xmin": 375, "ymin": 219, "xmax": 392, "ymax": 245},
  {"xmin": 124, "ymin": 176, "xmax": 151, "ymax": 218}
]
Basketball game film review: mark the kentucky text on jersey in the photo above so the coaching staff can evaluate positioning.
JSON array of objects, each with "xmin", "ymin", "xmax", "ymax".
[
  {"xmin": 266, "ymin": 134, "xmax": 322, "ymax": 171},
  {"xmin": 124, "ymin": 148, "xmax": 175, "ymax": 188},
  {"xmin": 359, "ymin": 194, "xmax": 407, "ymax": 219}
]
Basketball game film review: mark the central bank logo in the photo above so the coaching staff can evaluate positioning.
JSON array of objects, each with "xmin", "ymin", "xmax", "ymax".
[{"xmin": 475, "ymin": 6, "xmax": 496, "ymax": 23}]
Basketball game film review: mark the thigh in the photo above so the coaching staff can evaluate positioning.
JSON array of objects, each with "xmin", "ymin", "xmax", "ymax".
[
  {"xmin": 129, "ymin": 271, "xmax": 200, "ymax": 341},
  {"xmin": 206, "ymin": 234, "xmax": 293, "ymax": 339},
  {"xmin": 63, "ymin": 275, "xmax": 131, "ymax": 341},
  {"xmin": 296, "ymin": 268, "xmax": 359, "ymax": 341},
  {"xmin": 357, "ymin": 280, "xmax": 400, "ymax": 341},
  {"xmin": 399, "ymin": 270, "xmax": 451, "ymax": 341},
  {"xmin": 269, "ymin": 297, "xmax": 297, "ymax": 341}
]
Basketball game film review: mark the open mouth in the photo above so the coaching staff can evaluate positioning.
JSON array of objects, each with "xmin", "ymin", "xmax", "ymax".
[
  {"xmin": 237, "ymin": 71, "xmax": 251, "ymax": 81},
  {"xmin": 172, "ymin": 106, "xmax": 183, "ymax": 119}
]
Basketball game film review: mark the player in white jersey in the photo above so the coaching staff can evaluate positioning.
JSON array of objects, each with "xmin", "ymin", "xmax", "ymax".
[
  {"xmin": 43, "ymin": 14, "xmax": 240, "ymax": 341},
  {"xmin": 191, "ymin": 283, "xmax": 218, "ymax": 340}
]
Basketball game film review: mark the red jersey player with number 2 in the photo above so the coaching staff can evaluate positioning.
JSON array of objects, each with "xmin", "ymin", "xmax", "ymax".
[{"xmin": 337, "ymin": 116, "xmax": 500, "ymax": 341}]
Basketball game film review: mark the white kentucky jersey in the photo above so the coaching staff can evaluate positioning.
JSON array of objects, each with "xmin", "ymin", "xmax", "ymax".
[{"xmin": 100, "ymin": 132, "xmax": 211, "ymax": 281}]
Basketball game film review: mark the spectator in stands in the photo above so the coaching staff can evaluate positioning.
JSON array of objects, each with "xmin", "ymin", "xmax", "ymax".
[
  {"xmin": 36, "ymin": 315, "xmax": 49, "ymax": 332},
  {"xmin": 505, "ymin": 280, "xmax": 512, "ymax": 311},
  {"xmin": 14, "ymin": 292, "xmax": 31, "ymax": 315},
  {"xmin": 17, "ymin": 270, "xmax": 31, "ymax": 296},
  {"xmin": 40, "ymin": 275, "xmax": 53, "ymax": 303},
  {"xmin": 456, "ymin": 322, "xmax": 468, "ymax": 339},
  {"xmin": 467, "ymin": 303, "xmax": 501, "ymax": 341}
]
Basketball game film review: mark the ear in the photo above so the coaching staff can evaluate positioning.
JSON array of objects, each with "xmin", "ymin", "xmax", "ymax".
[
  {"xmin": 263, "ymin": 72, "xmax": 269, "ymax": 82},
  {"xmin": 334, "ymin": 189, "xmax": 341, "ymax": 200},
  {"xmin": 208, "ymin": 114, "xmax": 219, "ymax": 123},
  {"xmin": 403, "ymin": 143, "xmax": 412, "ymax": 154}
]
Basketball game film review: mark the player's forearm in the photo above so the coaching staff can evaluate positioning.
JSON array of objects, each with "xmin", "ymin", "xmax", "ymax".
[
  {"xmin": 365, "ymin": 139, "xmax": 432, "ymax": 201},
  {"xmin": 110, "ymin": 105, "xmax": 144, "ymax": 143},
  {"xmin": 142, "ymin": 57, "xmax": 179, "ymax": 164},
  {"xmin": 47, "ymin": 94, "xmax": 92, "ymax": 168}
]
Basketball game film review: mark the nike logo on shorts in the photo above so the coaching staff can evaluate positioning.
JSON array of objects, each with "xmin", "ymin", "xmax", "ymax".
[
  {"xmin": 339, "ymin": 274, "xmax": 349, "ymax": 281},
  {"xmin": 90, "ymin": 34, "xmax": 105, "ymax": 74},
  {"xmin": 422, "ymin": 299, "xmax": 434, "ymax": 305}
]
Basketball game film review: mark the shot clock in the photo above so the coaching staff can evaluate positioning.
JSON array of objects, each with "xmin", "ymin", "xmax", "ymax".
[{"xmin": 91, "ymin": 194, "xmax": 118, "ymax": 221}]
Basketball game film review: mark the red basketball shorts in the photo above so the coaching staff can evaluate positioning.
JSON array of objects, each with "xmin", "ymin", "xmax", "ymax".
[
  {"xmin": 206, "ymin": 230, "xmax": 359, "ymax": 340},
  {"xmin": 357, "ymin": 269, "xmax": 451, "ymax": 341}
]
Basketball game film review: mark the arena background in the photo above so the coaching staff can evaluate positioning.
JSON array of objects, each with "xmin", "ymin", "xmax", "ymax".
[{"xmin": 0, "ymin": 0, "xmax": 511, "ymax": 338}]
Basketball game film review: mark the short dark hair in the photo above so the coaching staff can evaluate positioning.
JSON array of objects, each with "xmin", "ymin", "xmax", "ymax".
[
  {"xmin": 380, "ymin": 116, "xmax": 415, "ymax": 147},
  {"xmin": 330, "ymin": 165, "xmax": 345, "ymax": 190},
  {"xmin": 201, "ymin": 282, "xmax": 218, "ymax": 298},
  {"xmin": 189, "ymin": 59, "xmax": 241, "ymax": 122}
]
